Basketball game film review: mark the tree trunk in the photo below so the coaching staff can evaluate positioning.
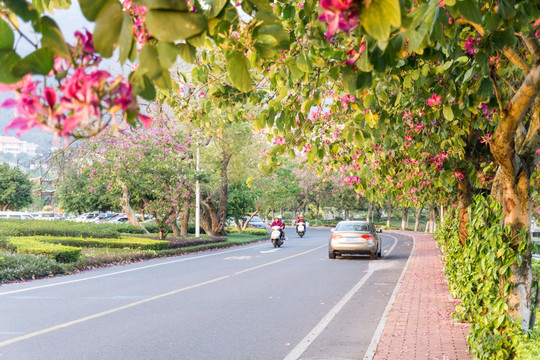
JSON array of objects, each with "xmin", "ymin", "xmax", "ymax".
[
  {"xmin": 212, "ymin": 153, "xmax": 231, "ymax": 236},
  {"xmin": 386, "ymin": 199, "xmax": 393, "ymax": 228},
  {"xmin": 401, "ymin": 207, "xmax": 408, "ymax": 231},
  {"xmin": 457, "ymin": 171, "xmax": 473, "ymax": 245},
  {"xmin": 118, "ymin": 180, "xmax": 148, "ymax": 233},
  {"xmin": 235, "ymin": 218, "xmax": 243, "ymax": 233},
  {"xmin": 171, "ymin": 219, "xmax": 180, "ymax": 237},
  {"xmin": 180, "ymin": 203, "xmax": 190, "ymax": 237},
  {"xmin": 414, "ymin": 206, "xmax": 423, "ymax": 232},
  {"xmin": 366, "ymin": 202, "xmax": 372, "ymax": 222},
  {"xmin": 489, "ymin": 64, "xmax": 540, "ymax": 330}
]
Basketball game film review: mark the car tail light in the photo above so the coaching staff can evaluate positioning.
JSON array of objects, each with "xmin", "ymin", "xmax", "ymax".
[
  {"xmin": 361, "ymin": 234, "xmax": 374, "ymax": 240},
  {"xmin": 330, "ymin": 234, "xmax": 343, "ymax": 240}
]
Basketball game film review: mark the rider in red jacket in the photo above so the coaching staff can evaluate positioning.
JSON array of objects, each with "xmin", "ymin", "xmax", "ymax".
[
  {"xmin": 271, "ymin": 216, "xmax": 285, "ymax": 239},
  {"xmin": 295, "ymin": 214, "xmax": 306, "ymax": 233}
]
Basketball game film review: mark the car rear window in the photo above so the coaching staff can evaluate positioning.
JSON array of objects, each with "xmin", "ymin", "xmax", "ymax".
[{"xmin": 336, "ymin": 223, "xmax": 370, "ymax": 232}]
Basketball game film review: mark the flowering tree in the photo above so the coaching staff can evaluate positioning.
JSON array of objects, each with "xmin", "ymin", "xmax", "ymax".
[{"xmin": 74, "ymin": 120, "xmax": 195, "ymax": 238}]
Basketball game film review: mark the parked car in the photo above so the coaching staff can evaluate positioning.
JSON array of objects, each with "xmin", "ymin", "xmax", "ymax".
[
  {"xmin": 108, "ymin": 213, "xmax": 143, "ymax": 224},
  {"xmin": 90, "ymin": 212, "xmax": 118, "ymax": 223},
  {"xmin": 243, "ymin": 216, "xmax": 269, "ymax": 230},
  {"xmin": 73, "ymin": 212, "xmax": 100, "ymax": 222},
  {"xmin": 328, "ymin": 221, "xmax": 382, "ymax": 260},
  {"xmin": 0, "ymin": 211, "xmax": 34, "ymax": 220}
]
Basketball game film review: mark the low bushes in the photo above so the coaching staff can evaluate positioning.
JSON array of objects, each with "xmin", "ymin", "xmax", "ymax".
[
  {"xmin": 8, "ymin": 237, "xmax": 82, "ymax": 263},
  {"xmin": 0, "ymin": 251, "xmax": 66, "ymax": 283},
  {"xmin": 226, "ymin": 227, "xmax": 269, "ymax": 236},
  {"xmin": 0, "ymin": 220, "xmax": 120, "ymax": 238},
  {"xmin": 18, "ymin": 235, "xmax": 170, "ymax": 251}
]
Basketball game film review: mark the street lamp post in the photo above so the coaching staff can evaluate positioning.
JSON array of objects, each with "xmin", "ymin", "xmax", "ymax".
[{"xmin": 195, "ymin": 146, "xmax": 200, "ymax": 238}]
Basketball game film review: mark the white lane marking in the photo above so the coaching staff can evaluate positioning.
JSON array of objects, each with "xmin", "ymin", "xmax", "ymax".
[
  {"xmin": 0, "ymin": 276, "xmax": 229, "ymax": 347},
  {"xmin": 224, "ymin": 256, "xmax": 252, "ymax": 260},
  {"xmin": 0, "ymin": 244, "xmax": 328, "ymax": 347},
  {"xmin": 363, "ymin": 233, "xmax": 415, "ymax": 360},
  {"xmin": 0, "ymin": 243, "xmax": 270, "ymax": 297},
  {"xmin": 283, "ymin": 234, "xmax": 399, "ymax": 360},
  {"xmin": 260, "ymin": 249, "xmax": 279, "ymax": 253}
]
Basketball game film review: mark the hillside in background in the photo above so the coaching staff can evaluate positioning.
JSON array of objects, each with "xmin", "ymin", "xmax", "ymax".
[{"xmin": 0, "ymin": 93, "xmax": 54, "ymax": 155}]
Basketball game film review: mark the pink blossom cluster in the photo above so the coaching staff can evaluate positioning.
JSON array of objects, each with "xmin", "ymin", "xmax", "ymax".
[
  {"xmin": 318, "ymin": 0, "xmax": 360, "ymax": 39},
  {"xmin": 343, "ymin": 175, "xmax": 362, "ymax": 186},
  {"xmin": 122, "ymin": 0, "xmax": 150, "ymax": 44},
  {"xmin": 464, "ymin": 36, "xmax": 481, "ymax": 56},
  {"xmin": 428, "ymin": 152, "xmax": 449, "ymax": 171},
  {"xmin": 0, "ymin": 30, "xmax": 151, "ymax": 137},
  {"xmin": 427, "ymin": 93, "xmax": 441, "ymax": 106}
]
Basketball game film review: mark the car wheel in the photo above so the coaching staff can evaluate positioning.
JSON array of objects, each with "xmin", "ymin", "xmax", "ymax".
[
  {"xmin": 329, "ymin": 249, "xmax": 336, "ymax": 259},
  {"xmin": 369, "ymin": 253, "xmax": 377, "ymax": 260}
]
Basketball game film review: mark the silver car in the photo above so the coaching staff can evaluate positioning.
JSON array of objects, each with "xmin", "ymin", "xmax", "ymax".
[{"xmin": 329, "ymin": 221, "xmax": 382, "ymax": 260}]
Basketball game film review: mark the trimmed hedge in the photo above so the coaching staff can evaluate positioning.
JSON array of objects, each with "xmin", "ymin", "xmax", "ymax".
[
  {"xmin": 0, "ymin": 251, "xmax": 66, "ymax": 283},
  {"xmin": 0, "ymin": 220, "xmax": 120, "ymax": 238},
  {"xmin": 8, "ymin": 237, "xmax": 81, "ymax": 262},
  {"xmin": 10, "ymin": 236, "xmax": 170, "ymax": 251},
  {"xmin": 226, "ymin": 227, "xmax": 269, "ymax": 236}
]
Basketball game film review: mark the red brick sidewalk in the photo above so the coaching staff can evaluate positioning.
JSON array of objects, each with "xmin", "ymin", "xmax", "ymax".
[{"xmin": 371, "ymin": 232, "xmax": 471, "ymax": 360}]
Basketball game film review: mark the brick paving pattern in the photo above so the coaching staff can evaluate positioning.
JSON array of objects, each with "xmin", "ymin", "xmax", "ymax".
[{"xmin": 372, "ymin": 232, "xmax": 471, "ymax": 360}]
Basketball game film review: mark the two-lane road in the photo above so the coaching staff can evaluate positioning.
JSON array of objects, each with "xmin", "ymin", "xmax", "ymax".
[{"xmin": 0, "ymin": 228, "xmax": 413, "ymax": 359}]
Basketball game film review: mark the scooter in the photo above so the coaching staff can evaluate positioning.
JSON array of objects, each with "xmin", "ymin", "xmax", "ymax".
[
  {"xmin": 270, "ymin": 225, "xmax": 284, "ymax": 247},
  {"xmin": 296, "ymin": 223, "xmax": 306, "ymax": 238}
]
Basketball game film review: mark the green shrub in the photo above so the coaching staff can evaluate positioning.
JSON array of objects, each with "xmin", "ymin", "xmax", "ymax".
[
  {"xmin": 226, "ymin": 227, "xmax": 268, "ymax": 236},
  {"xmin": 0, "ymin": 220, "xmax": 120, "ymax": 238},
  {"xmin": 434, "ymin": 195, "xmax": 524, "ymax": 359},
  {"xmin": 10, "ymin": 236, "xmax": 170, "ymax": 251},
  {"xmin": 0, "ymin": 251, "xmax": 66, "ymax": 283},
  {"xmin": 8, "ymin": 237, "xmax": 81, "ymax": 262}
]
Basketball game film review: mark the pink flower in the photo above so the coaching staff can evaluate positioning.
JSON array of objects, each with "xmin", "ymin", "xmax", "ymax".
[
  {"xmin": 426, "ymin": 94, "xmax": 441, "ymax": 106},
  {"xmin": 454, "ymin": 171, "xmax": 465, "ymax": 180},
  {"xmin": 345, "ymin": 41, "xmax": 366, "ymax": 65},
  {"xmin": 273, "ymin": 137, "xmax": 286, "ymax": 145},
  {"xmin": 318, "ymin": 0, "xmax": 359, "ymax": 39}
]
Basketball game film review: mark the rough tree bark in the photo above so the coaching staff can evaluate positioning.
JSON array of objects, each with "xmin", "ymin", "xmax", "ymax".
[
  {"xmin": 118, "ymin": 179, "xmax": 148, "ymax": 233},
  {"xmin": 490, "ymin": 63, "xmax": 540, "ymax": 329},
  {"xmin": 414, "ymin": 206, "xmax": 423, "ymax": 232}
]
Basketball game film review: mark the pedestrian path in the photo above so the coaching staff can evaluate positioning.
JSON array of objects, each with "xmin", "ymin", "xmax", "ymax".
[{"xmin": 370, "ymin": 232, "xmax": 471, "ymax": 360}]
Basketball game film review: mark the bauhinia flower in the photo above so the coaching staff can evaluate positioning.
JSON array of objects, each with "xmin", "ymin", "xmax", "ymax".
[
  {"xmin": 318, "ymin": 0, "xmax": 360, "ymax": 39},
  {"xmin": 426, "ymin": 93, "xmax": 441, "ymax": 106},
  {"xmin": 273, "ymin": 136, "xmax": 286, "ymax": 145}
]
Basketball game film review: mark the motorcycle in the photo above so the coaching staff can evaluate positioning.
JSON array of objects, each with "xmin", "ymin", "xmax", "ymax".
[
  {"xmin": 296, "ymin": 223, "xmax": 306, "ymax": 238},
  {"xmin": 270, "ymin": 225, "xmax": 284, "ymax": 247}
]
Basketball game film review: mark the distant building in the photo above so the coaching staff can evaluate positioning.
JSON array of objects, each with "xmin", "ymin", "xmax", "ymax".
[{"xmin": 0, "ymin": 136, "xmax": 38, "ymax": 155}]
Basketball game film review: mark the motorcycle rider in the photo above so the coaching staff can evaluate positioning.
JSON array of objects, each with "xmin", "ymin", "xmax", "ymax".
[
  {"xmin": 271, "ymin": 215, "xmax": 285, "ymax": 240},
  {"xmin": 295, "ymin": 214, "xmax": 306, "ymax": 233}
]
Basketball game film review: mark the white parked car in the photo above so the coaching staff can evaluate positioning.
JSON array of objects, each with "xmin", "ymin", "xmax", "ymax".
[{"xmin": 0, "ymin": 211, "xmax": 34, "ymax": 220}]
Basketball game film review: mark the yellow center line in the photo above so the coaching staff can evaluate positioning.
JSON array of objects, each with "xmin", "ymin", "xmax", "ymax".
[{"xmin": 0, "ymin": 244, "xmax": 327, "ymax": 347}]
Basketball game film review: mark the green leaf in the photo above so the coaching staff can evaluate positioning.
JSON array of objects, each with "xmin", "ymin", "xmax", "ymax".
[
  {"xmin": 157, "ymin": 42, "xmax": 178, "ymax": 68},
  {"xmin": 1, "ymin": 0, "xmax": 39, "ymax": 22},
  {"xmin": 0, "ymin": 50, "xmax": 22, "ymax": 84},
  {"xmin": 296, "ymin": 52, "xmax": 312, "ymax": 73},
  {"xmin": 177, "ymin": 43, "xmax": 197, "ymax": 64},
  {"xmin": 79, "ymin": 0, "xmax": 109, "ymax": 21},
  {"xmin": 359, "ymin": 0, "xmax": 401, "ymax": 42},
  {"xmin": 206, "ymin": 0, "xmax": 228, "ymax": 17},
  {"xmin": 226, "ymin": 52, "xmax": 252, "ymax": 92},
  {"xmin": 134, "ymin": 0, "xmax": 189, "ymax": 11},
  {"xmin": 132, "ymin": 71, "xmax": 156, "ymax": 100},
  {"xmin": 12, "ymin": 48, "xmax": 54, "ymax": 76},
  {"xmin": 342, "ymin": 67, "xmax": 356, "ymax": 94},
  {"xmin": 0, "ymin": 19, "xmax": 14, "ymax": 51},
  {"xmin": 139, "ymin": 44, "xmax": 163, "ymax": 79},
  {"xmin": 249, "ymin": 0, "xmax": 272, "ymax": 10},
  {"xmin": 456, "ymin": 0, "xmax": 482, "ymax": 24},
  {"xmin": 119, "ymin": 14, "xmax": 135, "ymax": 65},
  {"xmin": 146, "ymin": 10, "xmax": 207, "ymax": 42},
  {"xmin": 443, "ymin": 105, "xmax": 454, "ymax": 121},
  {"xmin": 40, "ymin": 17, "xmax": 70, "ymax": 59},
  {"xmin": 496, "ymin": 0, "xmax": 516, "ymax": 20},
  {"xmin": 93, "ymin": 0, "xmax": 124, "ymax": 58}
]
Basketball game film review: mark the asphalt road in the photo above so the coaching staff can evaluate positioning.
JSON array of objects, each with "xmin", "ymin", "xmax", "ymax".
[{"xmin": 0, "ymin": 227, "xmax": 413, "ymax": 360}]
